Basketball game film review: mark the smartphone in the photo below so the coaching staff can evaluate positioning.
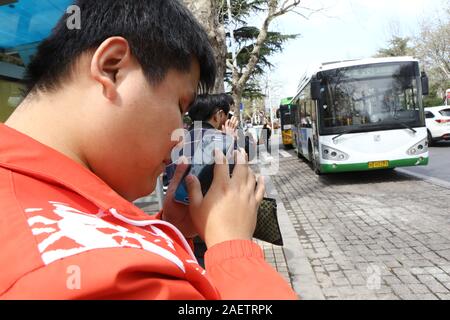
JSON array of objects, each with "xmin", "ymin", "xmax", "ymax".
[{"xmin": 174, "ymin": 133, "xmax": 235, "ymax": 205}]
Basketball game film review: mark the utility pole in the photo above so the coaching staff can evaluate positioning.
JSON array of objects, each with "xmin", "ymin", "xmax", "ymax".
[{"xmin": 264, "ymin": 76, "xmax": 275, "ymax": 132}]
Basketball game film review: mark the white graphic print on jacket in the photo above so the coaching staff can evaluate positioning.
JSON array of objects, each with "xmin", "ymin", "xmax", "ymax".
[{"xmin": 25, "ymin": 201, "xmax": 189, "ymax": 272}]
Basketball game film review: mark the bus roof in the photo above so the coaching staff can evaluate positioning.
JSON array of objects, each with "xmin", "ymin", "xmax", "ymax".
[
  {"xmin": 294, "ymin": 56, "xmax": 419, "ymax": 97},
  {"xmin": 318, "ymin": 56, "xmax": 419, "ymax": 72},
  {"xmin": 280, "ymin": 97, "xmax": 293, "ymax": 106}
]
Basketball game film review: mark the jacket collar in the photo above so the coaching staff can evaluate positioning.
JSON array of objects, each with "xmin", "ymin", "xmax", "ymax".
[
  {"xmin": 188, "ymin": 121, "xmax": 216, "ymax": 131},
  {"xmin": 0, "ymin": 123, "xmax": 149, "ymax": 220}
]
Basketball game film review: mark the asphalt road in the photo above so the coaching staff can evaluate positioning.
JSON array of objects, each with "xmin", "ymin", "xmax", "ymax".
[{"xmin": 400, "ymin": 141, "xmax": 450, "ymax": 183}]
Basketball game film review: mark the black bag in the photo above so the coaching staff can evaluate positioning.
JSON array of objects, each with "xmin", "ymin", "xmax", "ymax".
[{"xmin": 253, "ymin": 198, "xmax": 283, "ymax": 246}]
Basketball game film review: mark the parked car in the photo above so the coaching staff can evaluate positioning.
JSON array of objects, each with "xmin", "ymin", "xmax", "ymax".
[{"xmin": 425, "ymin": 106, "xmax": 450, "ymax": 145}]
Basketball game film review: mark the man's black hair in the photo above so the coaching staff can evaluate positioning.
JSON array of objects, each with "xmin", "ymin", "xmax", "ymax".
[
  {"xmin": 188, "ymin": 93, "xmax": 234, "ymax": 122},
  {"xmin": 24, "ymin": 0, "xmax": 216, "ymax": 95}
]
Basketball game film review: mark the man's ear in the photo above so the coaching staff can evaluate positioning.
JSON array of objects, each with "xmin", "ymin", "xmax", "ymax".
[
  {"xmin": 211, "ymin": 112, "xmax": 220, "ymax": 126},
  {"xmin": 90, "ymin": 37, "xmax": 131, "ymax": 101}
]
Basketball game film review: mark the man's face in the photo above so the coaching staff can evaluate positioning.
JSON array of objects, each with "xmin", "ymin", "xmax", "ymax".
[
  {"xmin": 86, "ymin": 59, "xmax": 200, "ymax": 201},
  {"xmin": 218, "ymin": 109, "xmax": 229, "ymax": 129}
]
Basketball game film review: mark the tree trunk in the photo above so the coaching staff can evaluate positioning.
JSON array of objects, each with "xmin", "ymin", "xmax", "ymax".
[
  {"xmin": 182, "ymin": 0, "xmax": 227, "ymax": 93},
  {"xmin": 231, "ymin": 1, "xmax": 277, "ymax": 120}
]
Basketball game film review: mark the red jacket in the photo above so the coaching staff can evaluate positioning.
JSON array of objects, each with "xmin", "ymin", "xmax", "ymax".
[{"xmin": 0, "ymin": 124, "xmax": 297, "ymax": 300}]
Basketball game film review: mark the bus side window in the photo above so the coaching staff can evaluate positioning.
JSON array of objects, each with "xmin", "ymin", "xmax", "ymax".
[
  {"xmin": 301, "ymin": 99, "xmax": 313, "ymax": 128},
  {"xmin": 301, "ymin": 102, "xmax": 308, "ymax": 127},
  {"xmin": 293, "ymin": 104, "xmax": 299, "ymax": 124},
  {"xmin": 311, "ymin": 100, "xmax": 317, "ymax": 123}
]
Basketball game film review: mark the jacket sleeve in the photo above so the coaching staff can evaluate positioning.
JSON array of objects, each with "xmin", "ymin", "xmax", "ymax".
[{"xmin": 204, "ymin": 240, "xmax": 298, "ymax": 300}]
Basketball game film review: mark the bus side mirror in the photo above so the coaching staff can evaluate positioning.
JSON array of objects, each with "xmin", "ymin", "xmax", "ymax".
[
  {"xmin": 311, "ymin": 80, "xmax": 321, "ymax": 100},
  {"xmin": 421, "ymin": 72, "xmax": 429, "ymax": 96}
]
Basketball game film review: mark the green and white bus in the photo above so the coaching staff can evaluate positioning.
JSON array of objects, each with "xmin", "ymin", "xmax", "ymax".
[
  {"xmin": 278, "ymin": 97, "xmax": 295, "ymax": 148},
  {"xmin": 290, "ymin": 57, "xmax": 430, "ymax": 175}
]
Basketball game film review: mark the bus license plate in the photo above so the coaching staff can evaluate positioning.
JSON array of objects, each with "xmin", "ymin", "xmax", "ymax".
[{"xmin": 368, "ymin": 161, "xmax": 389, "ymax": 169}]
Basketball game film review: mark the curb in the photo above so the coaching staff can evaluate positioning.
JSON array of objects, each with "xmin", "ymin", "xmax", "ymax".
[
  {"xmin": 264, "ymin": 173, "xmax": 325, "ymax": 300},
  {"xmin": 396, "ymin": 168, "xmax": 450, "ymax": 190}
]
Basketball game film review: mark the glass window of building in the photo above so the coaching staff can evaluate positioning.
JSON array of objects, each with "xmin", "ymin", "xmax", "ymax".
[{"xmin": 0, "ymin": 53, "xmax": 25, "ymax": 122}]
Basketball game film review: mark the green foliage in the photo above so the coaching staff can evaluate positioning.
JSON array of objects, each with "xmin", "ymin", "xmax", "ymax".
[
  {"xmin": 221, "ymin": 1, "xmax": 299, "ymax": 98},
  {"xmin": 376, "ymin": 15, "xmax": 449, "ymax": 108},
  {"xmin": 423, "ymin": 80, "xmax": 450, "ymax": 107},
  {"xmin": 375, "ymin": 3, "xmax": 450, "ymax": 108},
  {"xmin": 240, "ymin": 80, "xmax": 266, "ymax": 99},
  {"xmin": 183, "ymin": 114, "xmax": 193, "ymax": 127},
  {"xmin": 232, "ymin": 26, "xmax": 297, "ymax": 72},
  {"xmin": 217, "ymin": 0, "xmax": 267, "ymax": 23},
  {"xmin": 413, "ymin": 3, "xmax": 450, "ymax": 102},
  {"xmin": 225, "ymin": 27, "xmax": 297, "ymax": 96},
  {"xmin": 423, "ymin": 95, "xmax": 445, "ymax": 108},
  {"xmin": 374, "ymin": 36, "xmax": 414, "ymax": 58}
]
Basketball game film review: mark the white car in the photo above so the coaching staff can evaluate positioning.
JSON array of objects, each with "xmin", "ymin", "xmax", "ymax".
[{"xmin": 425, "ymin": 106, "xmax": 450, "ymax": 144}]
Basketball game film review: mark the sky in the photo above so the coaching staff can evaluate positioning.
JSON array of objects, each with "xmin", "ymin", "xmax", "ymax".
[{"xmin": 259, "ymin": 0, "xmax": 447, "ymax": 106}]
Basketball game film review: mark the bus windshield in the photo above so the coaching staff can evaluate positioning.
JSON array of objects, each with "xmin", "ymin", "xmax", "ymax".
[
  {"xmin": 280, "ymin": 104, "xmax": 295, "ymax": 128},
  {"xmin": 318, "ymin": 62, "xmax": 424, "ymax": 135}
]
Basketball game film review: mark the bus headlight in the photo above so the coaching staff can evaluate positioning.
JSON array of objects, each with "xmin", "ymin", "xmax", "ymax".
[
  {"xmin": 407, "ymin": 139, "xmax": 428, "ymax": 156},
  {"xmin": 322, "ymin": 145, "xmax": 349, "ymax": 161}
]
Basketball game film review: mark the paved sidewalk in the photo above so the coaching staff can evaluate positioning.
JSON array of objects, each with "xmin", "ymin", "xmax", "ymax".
[
  {"xmin": 258, "ymin": 171, "xmax": 324, "ymax": 299},
  {"xmin": 272, "ymin": 150, "xmax": 450, "ymax": 300}
]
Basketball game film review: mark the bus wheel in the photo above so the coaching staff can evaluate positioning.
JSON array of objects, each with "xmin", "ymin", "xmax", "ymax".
[
  {"xmin": 313, "ymin": 160, "xmax": 322, "ymax": 175},
  {"xmin": 309, "ymin": 146, "xmax": 322, "ymax": 175}
]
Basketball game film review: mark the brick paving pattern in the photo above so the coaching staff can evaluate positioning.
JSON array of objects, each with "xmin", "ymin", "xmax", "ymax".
[
  {"xmin": 256, "ymin": 239, "xmax": 292, "ymax": 285},
  {"xmin": 272, "ymin": 151, "xmax": 450, "ymax": 300}
]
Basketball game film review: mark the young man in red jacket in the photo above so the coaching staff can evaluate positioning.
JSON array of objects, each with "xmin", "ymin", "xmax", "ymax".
[{"xmin": 0, "ymin": 0, "xmax": 297, "ymax": 300}]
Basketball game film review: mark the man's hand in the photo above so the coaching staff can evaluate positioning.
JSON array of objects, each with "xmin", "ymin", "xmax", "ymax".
[
  {"xmin": 185, "ymin": 149, "xmax": 265, "ymax": 248},
  {"xmin": 161, "ymin": 159, "xmax": 197, "ymax": 239},
  {"xmin": 222, "ymin": 116, "xmax": 239, "ymax": 139}
]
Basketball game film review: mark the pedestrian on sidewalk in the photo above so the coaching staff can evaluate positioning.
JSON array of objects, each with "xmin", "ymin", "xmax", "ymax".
[
  {"xmin": 188, "ymin": 93, "xmax": 239, "ymax": 137},
  {"xmin": 167, "ymin": 93, "xmax": 239, "ymax": 267},
  {"xmin": 0, "ymin": 0, "xmax": 296, "ymax": 300},
  {"xmin": 164, "ymin": 93, "xmax": 238, "ymax": 187},
  {"xmin": 260, "ymin": 122, "xmax": 273, "ymax": 154}
]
